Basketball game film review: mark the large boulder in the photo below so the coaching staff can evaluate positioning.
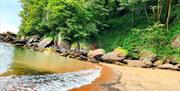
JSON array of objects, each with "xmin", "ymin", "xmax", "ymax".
[
  {"xmin": 175, "ymin": 64, "xmax": 180, "ymax": 71},
  {"xmin": 139, "ymin": 50, "xmax": 157, "ymax": 62},
  {"xmin": 165, "ymin": 57, "xmax": 178, "ymax": 65},
  {"xmin": 1, "ymin": 32, "xmax": 16, "ymax": 42},
  {"xmin": 171, "ymin": 35, "xmax": 180, "ymax": 48},
  {"xmin": 124, "ymin": 59, "xmax": 152, "ymax": 68},
  {"xmin": 27, "ymin": 35, "xmax": 40, "ymax": 43},
  {"xmin": 55, "ymin": 34, "xmax": 71, "ymax": 53},
  {"xmin": 113, "ymin": 47, "xmax": 128, "ymax": 57},
  {"xmin": 87, "ymin": 49, "xmax": 105, "ymax": 58},
  {"xmin": 56, "ymin": 40, "xmax": 71, "ymax": 53},
  {"xmin": 153, "ymin": 60, "xmax": 163, "ymax": 67},
  {"xmin": 102, "ymin": 52, "xmax": 125, "ymax": 63},
  {"xmin": 38, "ymin": 37, "xmax": 53, "ymax": 49},
  {"xmin": 87, "ymin": 49, "xmax": 105, "ymax": 63},
  {"xmin": 158, "ymin": 63, "xmax": 179, "ymax": 70},
  {"xmin": 0, "ymin": 34, "xmax": 5, "ymax": 41}
]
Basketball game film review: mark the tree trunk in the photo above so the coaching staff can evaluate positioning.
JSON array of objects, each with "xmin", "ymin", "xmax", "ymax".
[
  {"xmin": 166, "ymin": 0, "xmax": 172, "ymax": 31},
  {"xmin": 157, "ymin": 0, "xmax": 163, "ymax": 22},
  {"xmin": 144, "ymin": 5, "xmax": 150, "ymax": 24},
  {"xmin": 132, "ymin": 1, "xmax": 135, "ymax": 26},
  {"xmin": 77, "ymin": 41, "xmax": 80, "ymax": 51}
]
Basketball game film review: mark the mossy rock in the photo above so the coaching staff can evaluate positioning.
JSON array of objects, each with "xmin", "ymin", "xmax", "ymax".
[
  {"xmin": 139, "ymin": 49, "xmax": 157, "ymax": 62},
  {"xmin": 113, "ymin": 47, "xmax": 128, "ymax": 57},
  {"xmin": 71, "ymin": 42, "xmax": 90, "ymax": 51}
]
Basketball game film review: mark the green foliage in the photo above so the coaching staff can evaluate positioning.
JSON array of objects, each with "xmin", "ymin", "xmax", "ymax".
[
  {"xmin": 18, "ymin": 0, "xmax": 179, "ymax": 62},
  {"xmin": 19, "ymin": 0, "xmax": 108, "ymax": 43}
]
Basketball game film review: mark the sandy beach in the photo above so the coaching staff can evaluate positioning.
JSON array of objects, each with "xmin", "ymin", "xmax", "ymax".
[{"xmin": 72, "ymin": 62, "xmax": 180, "ymax": 91}]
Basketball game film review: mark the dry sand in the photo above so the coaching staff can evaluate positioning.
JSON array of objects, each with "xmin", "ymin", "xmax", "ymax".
[{"xmin": 101, "ymin": 63, "xmax": 180, "ymax": 91}]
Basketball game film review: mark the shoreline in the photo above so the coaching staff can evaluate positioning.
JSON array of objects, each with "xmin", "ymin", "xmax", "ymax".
[
  {"xmin": 72, "ymin": 62, "xmax": 180, "ymax": 91},
  {"xmin": 0, "ymin": 42, "xmax": 180, "ymax": 91},
  {"xmin": 70, "ymin": 63, "xmax": 117, "ymax": 91}
]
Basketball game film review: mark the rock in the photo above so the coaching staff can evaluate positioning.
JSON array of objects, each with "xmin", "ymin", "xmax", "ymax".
[
  {"xmin": 87, "ymin": 49, "xmax": 105, "ymax": 63},
  {"xmin": 124, "ymin": 60, "xmax": 152, "ymax": 68},
  {"xmin": 38, "ymin": 37, "xmax": 53, "ymax": 49},
  {"xmin": 165, "ymin": 57, "xmax": 178, "ymax": 65},
  {"xmin": 139, "ymin": 50, "xmax": 157, "ymax": 62},
  {"xmin": 102, "ymin": 52, "xmax": 125, "ymax": 63},
  {"xmin": 88, "ymin": 57, "xmax": 99, "ymax": 63},
  {"xmin": 87, "ymin": 49, "xmax": 105, "ymax": 58},
  {"xmin": 13, "ymin": 39, "xmax": 28, "ymax": 46},
  {"xmin": 158, "ymin": 63, "xmax": 179, "ymax": 70},
  {"xmin": 71, "ymin": 42, "xmax": 91, "ymax": 51},
  {"xmin": 113, "ymin": 47, "xmax": 128, "ymax": 57},
  {"xmin": 56, "ymin": 40, "xmax": 71, "ymax": 53},
  {"xmin": 27, "ymin": 35, "xmax": 40, "ymax": 43},
  {"xmin": 1, "ymin": 32, "xmax": 16, "ymax": 42},
  {"xmin": 171, "ymin": 35, "xmax": 180, "ymax": 48},
  {"xmin": 115, "ymin": 62, "xmax": 126, "ymax": 66},
  {"xmin": 79, "ymin": 49, "xmax": 88, "ymax": 56},
  {"xmin": 56, "ymin": 34, "xmax": 71, "ymax": 53},
  {"xmin": 153, "ymin": 60, "xmax": 163, "ymax": 67},
  {"xmin": 79, "ymin": 55, "xmax": 88, "ymax": 60},
  {"xmin": 0, "ymin": 34, "xmax": 5, "ymax": 41},
  {"xmin": 175, "ymin": 64, "xmax": 180, "ymax": 71}
]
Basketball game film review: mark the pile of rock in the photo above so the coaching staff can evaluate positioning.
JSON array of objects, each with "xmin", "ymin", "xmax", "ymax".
[
  {"xmin": 87, "ymin": 49, "xmax": 180, "ymax": 71},
  {"xmin": 1, "ymin": 32, "xmax": 179, "ymax": 71},
  {"xmin": 0, "ymin": 32, "xmax": 16, "ymax": 43}
]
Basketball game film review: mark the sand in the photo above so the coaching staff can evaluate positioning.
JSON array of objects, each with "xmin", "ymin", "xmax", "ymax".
[{"xmin": 71, "ymin": 62, "xmax": 180, "ymax": 91}]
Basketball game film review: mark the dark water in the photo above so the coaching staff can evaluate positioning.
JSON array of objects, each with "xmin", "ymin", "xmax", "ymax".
[{"xmin": 0, "ymin": 43, "xmax": 101, "ymax": 91}]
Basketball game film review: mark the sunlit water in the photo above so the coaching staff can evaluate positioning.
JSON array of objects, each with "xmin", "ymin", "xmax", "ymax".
[{"xmin": 0, "ymin": 42, "xmax": 101, "ymax": 91}]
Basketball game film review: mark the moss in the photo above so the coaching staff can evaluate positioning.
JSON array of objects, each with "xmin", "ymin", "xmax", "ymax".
[{"xmin": 113, "ymin": 47, "xmax": 128, "ymax": 57}]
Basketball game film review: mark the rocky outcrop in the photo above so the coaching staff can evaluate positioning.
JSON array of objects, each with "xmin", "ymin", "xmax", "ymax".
[
  {"xmin": 38, "ymin": 37, "xmax": 53, "ymax": 49},
  {"xmin": 165, "ymin": 57, "xmax": 178, "ymax": 65},
  {"xmin": 27, "ymin": 35, "xmax": 40, "ymax": 47},
  {"xmin": 0, "ymin": 34, "xmax": 5, "ymax": 41},
  {"xmin": 56, "ymin": 40, "xmax": 71, "ymax": 53},
  {"xmin": 139, "ymin": 50, "xmax": 157, "ymax": 62},
  {"xmin": 1, "ymin": 32, "xmax": 16, "ymax": 42},
  {"xmin": 102, "ymin": 52, "xmax": 125, "ymax": 63},
  {"xmin": 158, "ymin": 63, "xmax": 179, "ymax": 70},
  {"xmin": 171, "ymin": 35, "xmax": 180, "ymax": 48},
  {"xmin": 87, "ymin": 49, "xmax": 105, "ymax": 63},
  {"xmin": 101, "ymin": 47, "xmax": 127, "ymax": 63},
  {"xmin": 124, "ymin": 59, "xmax": 152, "ymax": 68},
  {"xmin": 153, "ymin": 60, "xmax": 163, "ymax": 67}
]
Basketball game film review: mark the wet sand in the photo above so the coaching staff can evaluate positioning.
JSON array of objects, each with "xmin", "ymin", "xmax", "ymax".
[
  {"xmin": 70, "ymin": 64, "xmax": 117, "ymax": 91},
  {"xmin": 71, "ymin": 62, "xmax": 180, "ymax": 91}
]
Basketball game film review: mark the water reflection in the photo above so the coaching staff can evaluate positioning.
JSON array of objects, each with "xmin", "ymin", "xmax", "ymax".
[
  {"xmin": 0, "ymin": 43, "xmax": 101, "ymax": 91},
  {"xmin": 0, "ymin": 43, "xmax": 95, "ymax": 76}
]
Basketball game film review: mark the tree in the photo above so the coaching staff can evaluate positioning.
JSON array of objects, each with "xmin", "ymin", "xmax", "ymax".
[
  {"xmin": 19, "ymin": 0, "xmax": 48, "ymax": 36},
  {"xmin": 165, "ymin": 0, "xmax": 172, "ymax": 31}
]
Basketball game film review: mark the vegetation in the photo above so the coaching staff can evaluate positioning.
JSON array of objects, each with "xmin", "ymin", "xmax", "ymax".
[{"xmin": 18, "ymin": 0, "xmax": 180, "ymax": 62}]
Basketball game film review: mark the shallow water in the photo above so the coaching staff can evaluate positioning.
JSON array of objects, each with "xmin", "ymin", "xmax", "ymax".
[{"xmin": 0, "ymin": 42, "xmax": 101, "ymax": 91}]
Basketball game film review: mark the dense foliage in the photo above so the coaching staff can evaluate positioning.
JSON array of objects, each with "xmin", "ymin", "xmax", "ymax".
[
  {"xmin": 19, "ymin": 0, "xmax": 108, "ymax": 43},
  {"xmin": 19, "ymin": 0, "xmax": 180, "ymax": 62}
]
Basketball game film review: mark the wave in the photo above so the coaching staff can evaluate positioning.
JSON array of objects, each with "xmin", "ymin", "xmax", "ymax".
[
  {"xmin": 0, "ymin": 43, "xmax": 14, "ymax": 74},
  {"xmin": 0, "ymin": 68, "xmax": 101, "ymax": 91}
]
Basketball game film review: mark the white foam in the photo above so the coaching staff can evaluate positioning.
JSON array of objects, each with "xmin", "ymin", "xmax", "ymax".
[
  {"xmin": 0, "ymin": 43, "xmax": 14, "ymax": 74},
  {"xmin": 0, "ymin": 68, "xmax": 101, "ymax": 91}
]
